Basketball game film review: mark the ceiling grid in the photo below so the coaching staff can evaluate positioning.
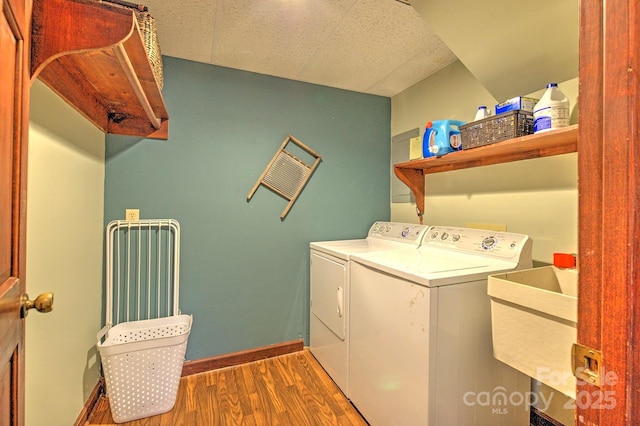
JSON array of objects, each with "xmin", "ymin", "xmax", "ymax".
[{"xmin": 139, "ymin": 0, "xmax": 457, "ymax": 97}]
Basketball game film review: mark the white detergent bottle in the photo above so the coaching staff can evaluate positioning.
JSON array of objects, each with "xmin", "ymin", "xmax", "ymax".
[
  {"xmin": 474, "ymin": 106, "xmax": 490, "ymax": 121},
  {"xmin": 533, "ymin": 83, "xmax": 570, "ymax": 133}
]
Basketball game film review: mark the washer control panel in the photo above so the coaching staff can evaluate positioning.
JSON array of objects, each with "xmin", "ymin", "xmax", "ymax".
[
  {"xmin": 368, "ymin": 221, "xmax": 429, "ymax": 245},
  {"xmin": 424, "ymin": 226, "xmax": 531, "ymax": 261}
]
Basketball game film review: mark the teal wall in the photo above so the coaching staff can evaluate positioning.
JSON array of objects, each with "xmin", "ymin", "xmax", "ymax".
[{"xmin": 104, "ymin": 57, "xmax": 391, "ymax": 360}]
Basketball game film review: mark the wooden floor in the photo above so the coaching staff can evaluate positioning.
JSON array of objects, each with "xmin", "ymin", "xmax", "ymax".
[{"xmin": 88, "ymin": 349, "xmax": 368, "ymax": 425}]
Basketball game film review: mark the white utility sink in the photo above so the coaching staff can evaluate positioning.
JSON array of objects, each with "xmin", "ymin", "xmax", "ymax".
[{"xmin": 488, "ymin": 266, "xmax": 577, "ymax": 398}]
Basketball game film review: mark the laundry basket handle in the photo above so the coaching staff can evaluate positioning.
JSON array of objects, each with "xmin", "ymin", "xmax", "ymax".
[{"xmin": 97, "ymin": 324, "xmax": 111, "ymax": 346}]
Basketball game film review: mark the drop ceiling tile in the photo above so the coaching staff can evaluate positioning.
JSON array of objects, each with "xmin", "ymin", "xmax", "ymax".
[
  {"xmin": 368, "ymin": 42, "xmax": 457, "ymax": 97},
  {"xmin": 298, "ymin": 0, "xmax": 450, "ymax": 94},
  {"xmin": 143, "ymin": 0, "xmax": 217, "ymax": 64},
  {"xmin": 211, "ymin": 0, "xmax": 358, "ymax": 80},
  {"xmin": 128, "ymin": 0, "xmax": 463, "ymax": 96}
]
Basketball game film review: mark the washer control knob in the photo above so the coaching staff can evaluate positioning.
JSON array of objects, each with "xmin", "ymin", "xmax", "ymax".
[{"xmin": 482, "ymin": 236, "xmax": 497, "ymax": 250}]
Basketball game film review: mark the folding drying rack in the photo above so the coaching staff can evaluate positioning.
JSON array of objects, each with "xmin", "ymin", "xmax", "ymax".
[{"xmin": 97, "ymin": 219, "xmax": 192, "ymax": 423}]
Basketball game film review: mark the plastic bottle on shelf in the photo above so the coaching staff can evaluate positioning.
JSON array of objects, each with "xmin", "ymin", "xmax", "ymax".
[
  {"xmin": 474, "ymin": 106, "xmax": 490, "ymax": 121},
  {"xmin": 533, "ymin": 83, "xmax": 570, "ymax": 133}
]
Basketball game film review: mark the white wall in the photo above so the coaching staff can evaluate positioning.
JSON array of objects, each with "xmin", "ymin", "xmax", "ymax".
[
  {"xmin": 412, "ymin": 0, "xmax": 579, "ymax": 103},
  {"xmin": 390, "ymin": 61, "xmax": 578, "ymax": 425},
  {"xmin": 26, "ymin": 80, "xmax": 105, "ymax": 426},
  {"xmin": 391, "ymin": 60, "xmax": 578, "ymax": 264}
]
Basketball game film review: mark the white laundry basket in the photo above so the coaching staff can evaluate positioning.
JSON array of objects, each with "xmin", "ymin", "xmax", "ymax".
[
  {"xmin": 99, "ymin": 219, "xmax": 192, "ymax": 423},
  {"xmin": 97, "ymin": 315, "xmax": 192, "ymax": 423}
]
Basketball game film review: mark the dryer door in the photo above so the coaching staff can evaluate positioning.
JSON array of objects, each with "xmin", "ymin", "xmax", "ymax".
[{"xmin": 311, "ymin": 251, "xmax": 347, "ymax": 340}]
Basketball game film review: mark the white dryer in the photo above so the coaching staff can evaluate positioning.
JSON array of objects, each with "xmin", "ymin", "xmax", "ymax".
[
  {"xmin": 349, "ymin": 226, "xmax": 533, "ymax": 426},
  {"xmin": 309, "ymin": 221, "xmax": 429, "ymax": 397}
]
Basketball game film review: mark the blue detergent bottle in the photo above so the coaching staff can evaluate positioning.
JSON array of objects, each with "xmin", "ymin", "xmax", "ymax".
[{"xmin": 422, "ymin": 120, "xmax": 466, "ymax": 158}]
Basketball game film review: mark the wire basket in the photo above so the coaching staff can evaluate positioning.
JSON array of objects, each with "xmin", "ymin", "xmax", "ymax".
[
  {"xmin": 135, "ymin": 9, "xmax": 163, "ymax": 89},
  {"xmin": 460, "ymin": 110, "xmax": 534, "ymax": 150},
  {"xmin": 97, "ymin": 315, "xmax": 192, "ymax": 423},
  {"xmin": 104, "ymin": 0, "xmax": 164, "ymax": 89}
]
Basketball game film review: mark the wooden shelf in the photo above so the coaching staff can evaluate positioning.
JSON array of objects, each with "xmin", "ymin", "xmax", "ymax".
[
  {"xmin": 30, "ymin": 0, "xmax": 169, "ymax": 139},
  {"xmin": 394, "ymin": 124, "xmax": 578, "ymax": 217}
]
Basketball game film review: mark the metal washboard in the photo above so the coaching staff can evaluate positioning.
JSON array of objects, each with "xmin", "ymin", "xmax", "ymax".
[
  {"xmin": 105, "ymin": 219, "xmax": 181, "ymax": 327},
  {"xmin": 247, "ymin": 135, "xmax": 322, "ymax": 219}
]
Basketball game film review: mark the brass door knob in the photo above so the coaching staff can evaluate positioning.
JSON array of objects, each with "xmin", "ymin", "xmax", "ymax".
[{"xmin": 21, "ymin": 292, "xmax": 54, "ymax": 317}]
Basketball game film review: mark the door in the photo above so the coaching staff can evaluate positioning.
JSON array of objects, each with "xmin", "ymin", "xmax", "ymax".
[
  {"xmin": 309, "ymin": 251, "xmax": 349, "ymax": 394},
  {"xmin": 0, "ymin": 0, "xmax": 30, "ymax": 424},
  {"xmin": 578, "ymin": 0, "xmax": 640, "ymax": 424},
  {"xmin": 310, "ymin": 252, "xmax": 347, "ymax": 340}
]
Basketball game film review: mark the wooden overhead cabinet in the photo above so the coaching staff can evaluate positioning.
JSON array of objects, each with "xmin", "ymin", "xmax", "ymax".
[{"xmin": 31, "ymin": 0, "xmax": 169, "ymax": 139}]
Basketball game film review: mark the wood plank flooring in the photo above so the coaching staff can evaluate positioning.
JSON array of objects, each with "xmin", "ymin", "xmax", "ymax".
[{"xmin": 88, "ymin": 349, "xmax": 368, "ymax": 425}]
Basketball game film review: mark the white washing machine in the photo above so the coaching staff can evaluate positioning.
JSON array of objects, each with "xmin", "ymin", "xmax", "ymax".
[
  {"xmin": 349, "ymin": 226, "xmax": 533, "ymax": 426},
  {"xmin": 309, "ymin": 221, "xmax": 429, "ymax": 397}
]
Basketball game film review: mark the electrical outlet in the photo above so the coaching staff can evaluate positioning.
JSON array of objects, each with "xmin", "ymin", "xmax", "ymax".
[{"xmin": 125, "ymin": 209, "xmax": 140, "ymax": 221}]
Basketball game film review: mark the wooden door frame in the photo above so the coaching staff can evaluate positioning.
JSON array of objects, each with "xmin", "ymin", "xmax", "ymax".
[
  {"xmin": 1, "ymin": 0, "xmax": 31, "ymax": 425},
  {"xmin": 14, "ymin": 0, "xmax": 31, "ymax": 421},
  {"xmin": 577, "ymin": 0, "xmax": 639, "ymax": 424}
]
